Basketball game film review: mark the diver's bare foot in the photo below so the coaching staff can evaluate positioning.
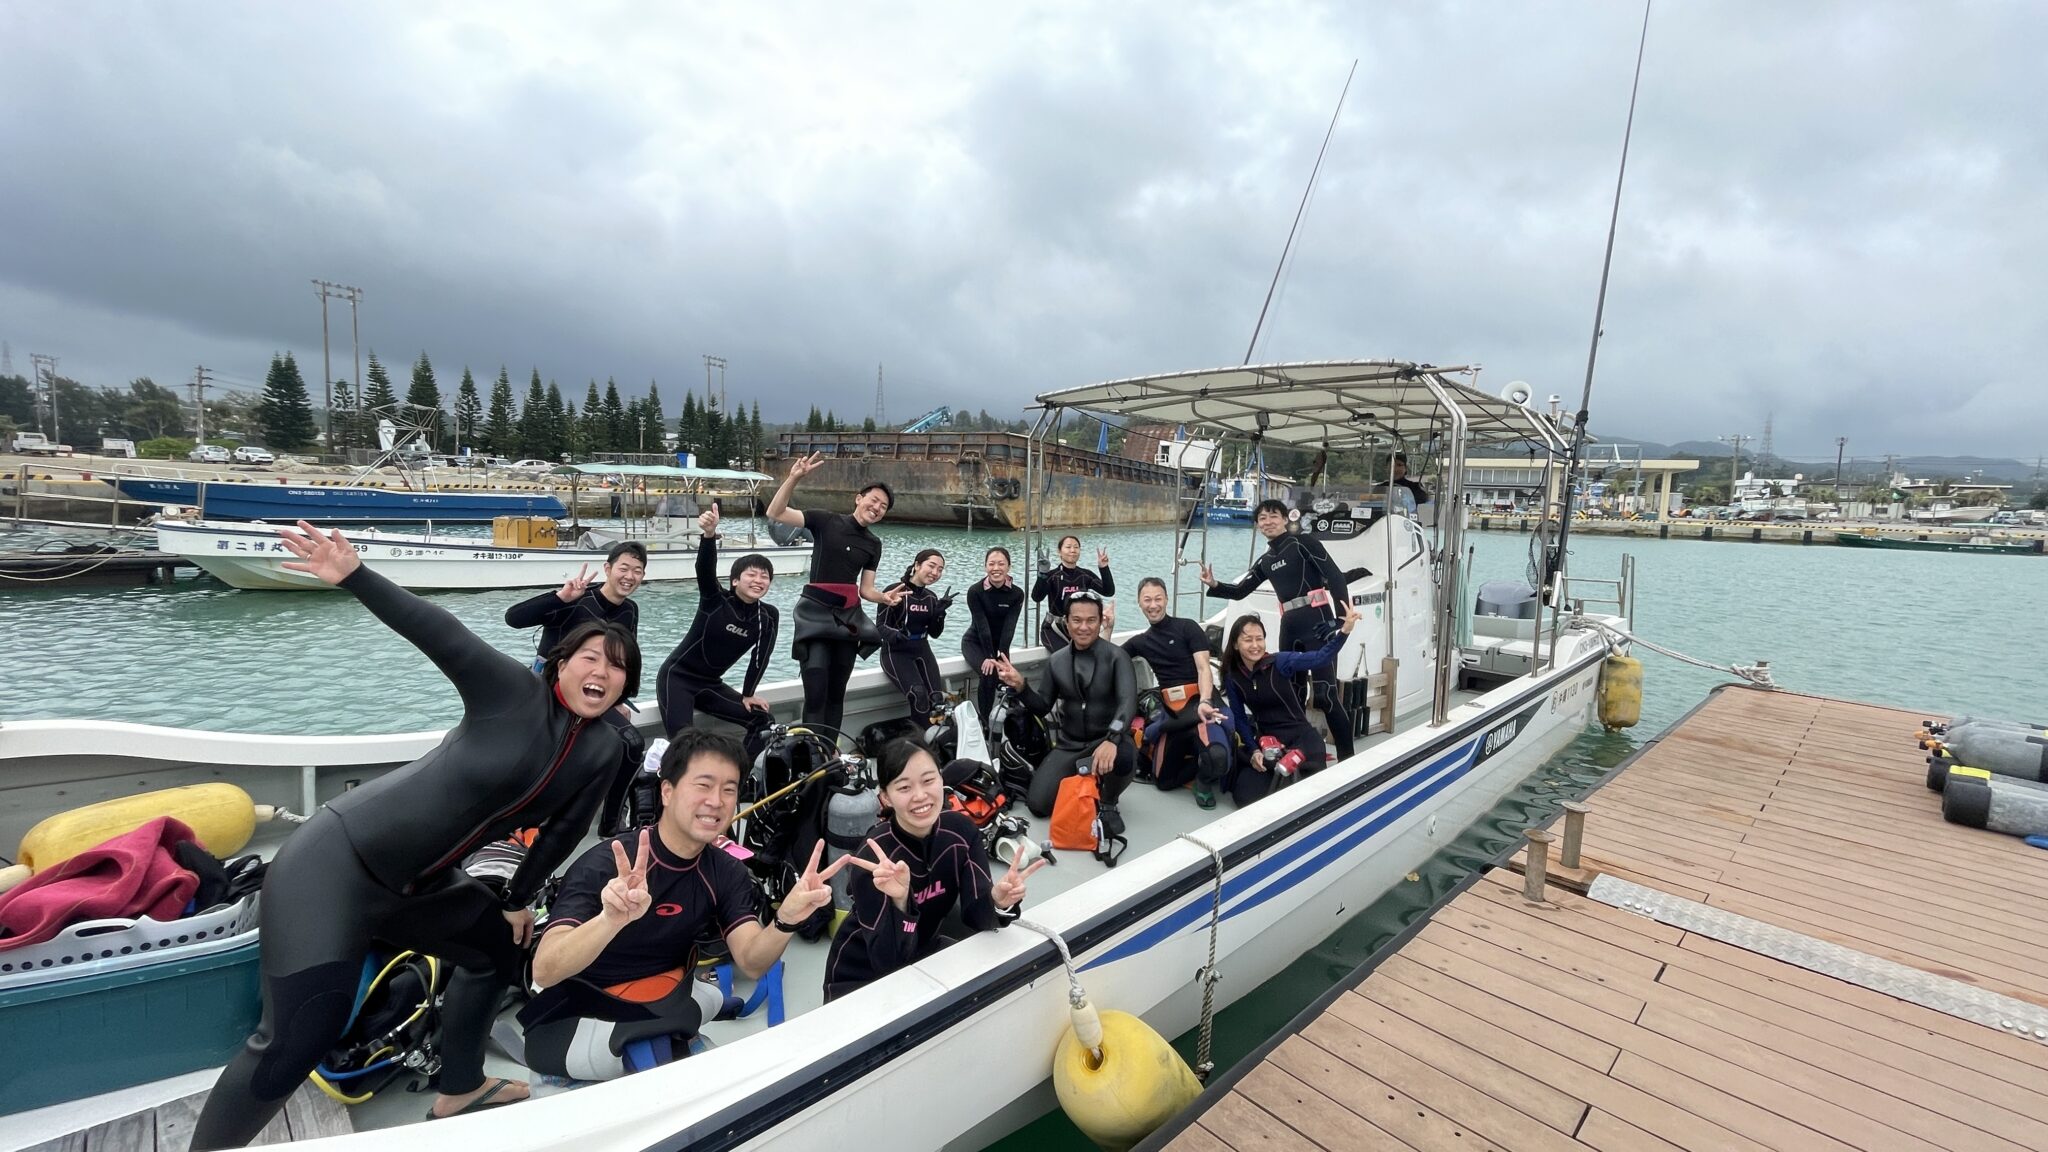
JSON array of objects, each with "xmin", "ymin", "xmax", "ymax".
[{"xmin": 429, "ymin": 1076, "xmax": 529, "ymax": 1118}]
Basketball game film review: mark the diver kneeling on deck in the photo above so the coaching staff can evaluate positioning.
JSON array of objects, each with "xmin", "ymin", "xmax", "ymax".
[
  {"xmin": 823, "ymin": 738, "xmax": 1043, "ymax": 1001},
  {"xmin": 192, "ymin": 523, "xmax": 638, "ymax": 1148},
  {"xmin": 522, "ymin": 730, "xmax": 843, "ymax": 1079},
  {"xmin": 1121, "ymin": 577, "xmax": 1231, "ymax": 809},
  {"xmin": 991, "ymin": 591, "xmax": 1138, "ymax": 819},
  {"xmin": 656, "ymin": 505, "xmax": 779, "ymax": 751},
  {"xmin": 1219, "ymin": 603, "xmax": 1360, "ymax": 808}
]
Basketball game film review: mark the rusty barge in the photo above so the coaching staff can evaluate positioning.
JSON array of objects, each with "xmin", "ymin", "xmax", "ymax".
[{"xmin": 769, "ymin": 430, "xmax": 1191, "ymax": 528}]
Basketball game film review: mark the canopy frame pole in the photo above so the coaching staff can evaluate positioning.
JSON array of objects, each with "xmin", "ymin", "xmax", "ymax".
[{"xmin": 1417, "ymin": 374, "xmax": 1470, "ymax": 727}]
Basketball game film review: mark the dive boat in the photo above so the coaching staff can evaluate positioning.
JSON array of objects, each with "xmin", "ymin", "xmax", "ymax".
[
  {"xmin": 0, "ymin": 361, "xmax": 1627, "ymax": 1152},
  {"xmin": 102, "ymin": 474, "xmax": 569, "ymax": 524}
]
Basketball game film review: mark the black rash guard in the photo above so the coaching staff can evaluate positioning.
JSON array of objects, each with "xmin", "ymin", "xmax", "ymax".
[
  {"xmin": 823, "ymin": 810, "xmax": 1002, "ymax": 1000},
  {"xmin": 1204, "ymin": 532, "xmax": 1350, "ymax": 607},
  {"xmin": 1122, "ymin": 616, "xmax": 1209, "ymax": 688},
  {"xmin": 803, "ymin": 508, "xmax": 882, "ymax": 586},
  {"xmin": 327, "ymin": 566, "xmax": 625, "ymax": 908},
  {"xmin": 505, "ymin": 584, "xmax": 639, "ymax": 659},
  {"xmin": 964, "ymin": 579, "xmax": 1024, "ymax": 658},
  {"xmin": 661, "ymin": 535, "xmax": 778, "ymax": 695},
  {"xmin": 1031, "ymin": 563, "xmax": 1115, "ymax": 620}
]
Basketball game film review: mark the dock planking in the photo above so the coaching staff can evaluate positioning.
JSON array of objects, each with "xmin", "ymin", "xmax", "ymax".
[
  {"xmin": 19, "ymin": 1082, "xmax": 349, "ymax": 1152},
  {"xmin": 1156, "ymin": 687, "xmax": 2048, "ymax": 1152}
]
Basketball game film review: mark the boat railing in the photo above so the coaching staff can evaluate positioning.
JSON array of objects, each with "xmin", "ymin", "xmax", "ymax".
[{"xmin": 1558, "ymin": 553, "xmax": 1634, "ymax": 629}]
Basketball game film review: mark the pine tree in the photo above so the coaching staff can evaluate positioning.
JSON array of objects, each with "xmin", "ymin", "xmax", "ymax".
[
  {"xmin": 545, "ymin": 380, "xmax": 568, "ymax": 459},
  {"xmin": 625, "ymin": 398, "xmax": 647, "ymax": 453},
  {"xmin": 453, "ymin": 368, "xmax": 482, "ymax": 451},
  {"xmin": 806, "ymin": 405, "xmax": 822, "ymax": 432},
  {"xmin": 483, "ymin": 367, "xmax": 516, "ymax": 456},
  {"xmin": 824, "ymin": 410, "xmax": 839, "ymax": 433},
  {"xmin": 680, "ymin": 392, "xmax": 701, "ymax": 454},
  {"xmin": 601, "ymin": 378, "xmax": 626, "ymax": 454},
  {"xmin": 407, "ymin": 352, "xmax": 444, "ymax": 446},
  {"xmin": 363, "ymin": 352, "xmax": 398, "ymax": 411},
  {"xmin": 256, "ymin": 352, "xmax": 318, "ymax": 451},
  {"xmin": 517, "ymin": 369, "xmax": 549, "ymax": 459},
  {"xmin": 642, "ymin": 381, "xmax": 665, "ymax": 453},
  {"xmin": 749, "ymin": 400, "xmax": 765, "ymax": 467},
  {"xmin": 563, "ymin": 398, "xmax": 583, "ymax": 458},
  {"xmin": 580, "ymin": 381, "xmax": 604, "ymax": 459},
  {"xmin": 330, "ymin": 377, "xmax": 360, "ymax": 451}
]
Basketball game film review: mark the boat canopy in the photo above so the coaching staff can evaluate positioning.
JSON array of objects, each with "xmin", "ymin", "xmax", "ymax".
[
  {"xmin": 550, "ymin": 462, "xmax": 773, "ymax": 483},
  {"xmin": 1034, "ymin": 360, "xmax": 1569, "ymax": 453}
]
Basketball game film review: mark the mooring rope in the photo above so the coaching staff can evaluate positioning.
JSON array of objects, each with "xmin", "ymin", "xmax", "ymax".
[
  {"xmin": 1176, "ymin": 833, "xmax": 1228, "ymax": 1082},
  {"xmin": 1574, "ymin": 613, "xmax": 1778, "ymax": 689}
]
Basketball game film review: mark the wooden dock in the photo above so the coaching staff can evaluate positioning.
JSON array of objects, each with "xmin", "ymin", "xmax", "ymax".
[
  {"xmin": 1150, "ymin": 687, "xmax": 2048, "ymax": 1152},
  {"xmin": 0, "ymin": 548, "xmax": 190, "ymax": 587},
  {"xmin": 20, "ymin": 1081, "xmax": 351, "ymax": 1151}
]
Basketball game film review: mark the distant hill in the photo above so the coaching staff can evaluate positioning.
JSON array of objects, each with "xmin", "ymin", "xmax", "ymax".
[{"xmin": 1481, "ymin": 429, "xmax": 2042, "ymax": 485}]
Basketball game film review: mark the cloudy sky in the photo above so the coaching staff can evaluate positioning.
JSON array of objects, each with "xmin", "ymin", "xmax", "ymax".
[{"xmin": 2, "ymin": 1, "xmax": 2043, "ymax": 460}]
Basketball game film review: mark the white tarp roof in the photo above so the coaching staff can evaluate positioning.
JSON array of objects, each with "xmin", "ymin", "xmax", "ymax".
[{"xmin": 1034, "ymin": 360, "xmax": 1567, "ymax": 451}]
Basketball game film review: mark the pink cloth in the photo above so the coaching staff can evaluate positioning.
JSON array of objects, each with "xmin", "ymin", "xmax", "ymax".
[{"xmin": 0, "ymin": 816, "xmax": 200, "ymax": 952}]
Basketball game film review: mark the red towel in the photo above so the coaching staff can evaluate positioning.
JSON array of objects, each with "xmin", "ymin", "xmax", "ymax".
[{"xmin": 0, "ymin": 816, "xmax": 201, "ymax": 953}]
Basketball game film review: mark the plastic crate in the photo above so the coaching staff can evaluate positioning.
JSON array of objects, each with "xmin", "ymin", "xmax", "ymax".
[
  {"xmin": 0, "ymin": 924, "xmax": 262, "ymax": 1115},
  {"xmin": 0, "ymin": 896, "xmax": 258, "ymax": 990}
]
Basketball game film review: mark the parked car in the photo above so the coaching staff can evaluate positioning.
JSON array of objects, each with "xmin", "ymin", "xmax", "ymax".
[
  {"xmin": 11, "ymin": 432, "xmax": 73, "ymax": 456},
  {"xmin": 231, "ymin": 445, "xmax": 275, "ymax": 465},
  {"xmin": 508, "ymin": 458, "xmax": 555, "ymax": 473},
  {"xmin": 188, "ymin": 444, "xmax": 231, "ymax": 464}
]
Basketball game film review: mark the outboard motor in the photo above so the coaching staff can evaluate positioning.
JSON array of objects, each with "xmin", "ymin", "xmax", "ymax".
[{"xmin": 1476, "ymin": 579, "xmax": 1539, "ymax": 620}]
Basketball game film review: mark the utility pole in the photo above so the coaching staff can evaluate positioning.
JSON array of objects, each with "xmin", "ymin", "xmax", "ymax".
[
  {"xmin": 1718, "ymin": 432, "xmax": 1751, "ymax": 495},
  {"xmin": 1, "ymin": 340, "xmax": 12, "ymax": 378},
  {"xmin": 702, "ymin": 355, "xmax": 726, "ymax": 415},
  {"xmin": 30, "ymin": 353, "xmax": 59, "ymax": 443},
  {"xmin": 1833, "ymin": 436, "xmax": 1847, "ymax": 493},
  {"xmin": 874, "ymin": 364, "xmax": 885, "ymax": 427},
  {"xmin": 191, "ymin": 366, "xmax": 213, "ymax": 445},
  {"xmin": 314, "ymin": 280, "xmax": 363, "ymax": 452}
]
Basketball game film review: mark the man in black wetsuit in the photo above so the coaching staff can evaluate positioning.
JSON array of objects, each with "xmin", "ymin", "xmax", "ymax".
[
  {"xmin": 991, "ymin": 593, "xmax": 1138, "ymax": 819},
  {"xmin": 192, "ymin": 522, "xmax": 639, "ymax": 1147},
  {"xmin": 520, "ymin": 729, "xmax": 842, "ymax": 1079},
  {"xmin": 1121, "ymin": 577, "xmax": 1230, "ymax": 808},
  {"xmin": 657, "ymin": 505, "xmax": 778, "ymax": 747},
  {"xmin": 1389, "ymin": 452, "xmax": 1431, "ymax": 510},
  {"xmin": 505, "ymin": 541, "xmax": 647, "ymax": 670},
  {"xmin": 1200, "ymin": 499, "xmax": 1357, "ymax": 761}
]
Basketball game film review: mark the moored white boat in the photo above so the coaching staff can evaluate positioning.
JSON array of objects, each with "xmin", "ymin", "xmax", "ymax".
[
  {"xmin": 154, "ymin": 519, "xmax": 811, "ymax": 590},
  {"xmin": 0, "ymin": 361, "xmax": 1632, "ymax": 1152}
]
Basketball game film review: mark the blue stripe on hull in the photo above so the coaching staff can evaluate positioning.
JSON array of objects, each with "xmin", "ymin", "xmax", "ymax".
[{"xmin": 107, "ymin": 479, "xmax": 567, "ymax": 522}]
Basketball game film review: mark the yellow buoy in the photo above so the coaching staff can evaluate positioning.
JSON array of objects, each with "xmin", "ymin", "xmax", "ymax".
[
  {"xmin": 1053, "ymin": 1000, "xmax": 1203, "ymax": 1152},
  {"xmin": 18, "ymin": 783, "xmax": 259, "ymax": 872},
  {"xmin": 0, "ymin": 863, "xmax": 30, "ymax": 894},
  {"xmin": 1597, "ymin": 654, "xmax": 1642, "ymax": 730}
]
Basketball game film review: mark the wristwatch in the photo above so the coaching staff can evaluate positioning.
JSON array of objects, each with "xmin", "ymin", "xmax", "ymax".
[{"xmin": 770, "ymin": 914, "xmax": 802, "ymax": 933}]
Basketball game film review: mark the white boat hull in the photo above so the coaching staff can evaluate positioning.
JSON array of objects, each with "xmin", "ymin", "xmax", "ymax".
[
  {"xmin": 0, "ymin": 629, "xmax": 1609, "ymax": 1152},
  {"xmin": 153, "ymin": 520, "xmax": 811, "ymax": 590}
]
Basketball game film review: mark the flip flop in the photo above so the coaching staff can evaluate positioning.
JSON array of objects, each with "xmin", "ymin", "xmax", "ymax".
[{"xmin": 426, "ymin": 1077, "xmax": 525, "ymax": 1120}]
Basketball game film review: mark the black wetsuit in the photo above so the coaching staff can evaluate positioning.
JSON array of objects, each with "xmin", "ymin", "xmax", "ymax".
[
  {"xmin": 506, "ymin": 583, "xmax": 639, "ymax": 664},
  {"xmin": 1392, "ymin": 474, "xmax": 1431, "ymax": 507},
  {"xmin": 877, "ymin": 581, "xmax": 952, "ymax": 719},
  {"xmin": 191, "ymin": 566, "xmax": 625, "ymax": 1150},
  {"xmin": 1205, "ymin": 532, "xmax": 1357, "ymax": 761},
  {"xmin": 519, "ymin": 831, "xmax": 757, "ymax": 1080},
  {"xmin": 961, "ymin": 578, "xmax": 1025, "ymax": 722},
  {"xmin": 1030, "ymin": 563, "xmax": 1114, "ymax": 652},
  {"xmin": 1222, "ymin": 630, "xmax": 1344, "ymax": 808},
  {"xmin": 823, "ymin": 810, "xmax": 1004, "ymax": 1001},
  {"xmin": 1123, "ymin": 616, "xmax": 1227, "ymax": 792},
  {"xmin": 657, "ymin": 535, "xmax": 779, "ymax": 745},
  {"xmin": 1014, "ymin": 639, "xmax": 1138, "ymax": 817},
  {"xmin": 791, "ymin": 508, "xmax": 883, "ymax": 737}
]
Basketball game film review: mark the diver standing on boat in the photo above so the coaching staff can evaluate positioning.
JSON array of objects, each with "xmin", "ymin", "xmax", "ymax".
[
  {"xmin": 656, "ymin": 505, "xmax": 779, "ymax": 748},
  {"xmin": 766, "ymin": 452, "xmax": 903, "ymax": 739},
  {"xmin": 992, "ymin": 592, "xmax": 1138, "ymax": 819},
  {"xmin": 823, "ymin": 738, "xmax": 1042, "ymax": 1001},
  {"xmin": 1030, "ymin": 535, "xmax": 1114, "ymax": 653},
  {"xmin": 504, "ymin": 541, "xmax": 646, "ymax": 671},
  {"xmin": 1219, "ymin": 605, "xmax": 1360, "ymax": 807},
  {"xmin": 1200, "ymin": 499, "xmax": 1358, "ymax": 761},
  {"xmin": 191, "ymin": 522, "xmax": 640, "ymax": 1148},
  {"xmin": 961, "ymin": 546, "xmax": 1024, "ymax": 724},
  {"xmin": 877, "ymin": 548, "xmax": 955, "ymax": 720}
]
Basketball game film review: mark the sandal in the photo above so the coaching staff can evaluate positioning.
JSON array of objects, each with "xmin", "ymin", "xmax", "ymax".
[{"xmin": 426, "ymin": 1076, "xmax": 525, "ymax": 1120}]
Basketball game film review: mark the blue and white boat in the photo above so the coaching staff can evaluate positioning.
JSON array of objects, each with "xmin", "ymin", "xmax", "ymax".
[
  {"xmin": 1, "ymin": 362, "xmax": 1626, "ymax": 1152},
  {"xmin": 103, "ymin": 475, "xmax": 567, "ymax": 523}
]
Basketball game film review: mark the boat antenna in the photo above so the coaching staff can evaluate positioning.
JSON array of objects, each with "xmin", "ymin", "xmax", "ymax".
[
  {"xmin": 1543, "ymin": 1, "xmax": 1652, "ymax": 606},
  {"xmin": 1243, "ymin": 59, "xmax": 1357, "ymax": 366}
]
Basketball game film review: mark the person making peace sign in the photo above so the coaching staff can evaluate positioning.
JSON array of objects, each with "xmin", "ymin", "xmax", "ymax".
[
  {"xmin": 519, "ymin": 730, "xmax": 845, "ymax": 1080},
  {"xmin": 822, "ymin": 739, "xmax": 1045, "ymax": 1001}
]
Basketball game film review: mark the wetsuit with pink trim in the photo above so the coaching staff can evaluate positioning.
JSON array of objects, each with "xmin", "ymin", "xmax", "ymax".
[{"xmin": 822, "ymin": 809, "xmax": 1005, "ymax": 1001}]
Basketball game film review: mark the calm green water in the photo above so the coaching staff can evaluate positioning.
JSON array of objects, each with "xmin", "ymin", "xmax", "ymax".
[{"xmin": 5, "ymin": 520, "xmax": 2045, "ymax": 1147}]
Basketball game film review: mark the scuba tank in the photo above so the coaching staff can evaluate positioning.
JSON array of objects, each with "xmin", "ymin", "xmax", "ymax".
[
  {"xmin": 823, "ymin": 778, "xmax": 880, "ymax": 912},
  {"xmin": 1928, "ymin": 726, "xmax": 2048, "ymax": 784},
  {"xmin": 988, "ymin": 686, "xmax": 1050, "ymax": 802}
]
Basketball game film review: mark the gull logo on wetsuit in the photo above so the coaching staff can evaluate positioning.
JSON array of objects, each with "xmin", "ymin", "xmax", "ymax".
[
  {"xmin": 911, "ymin": 879, "xmax": 947, "ymax": 906},
  {"xmin": 725, "ymin": 623, "xmax": 751, "ymax": 637},
  {"xmin": 654, "ymin": 902, "xmax": 685, "ymax": 917}
]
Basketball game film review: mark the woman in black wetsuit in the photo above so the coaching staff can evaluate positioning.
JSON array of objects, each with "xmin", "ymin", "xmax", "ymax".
[
  {"xmin": 191, "ymin": 522, "xmax": 640, "ymax": 1148},
  {"xmin": 765, "ymin": 452, "xmax": 904, "ymax": 739},
  {"xmin": 1030, "ymin": 534, "xmax": 1113, "ymax": 652},
  {"xmin": 960, "ymin": 546, "xmax": 1024, "ymax": 724},
  {"xmin": 824, "ymin": 738, "xmax": 1043, "ymax": 1001},
  {"xmin": 1218, "ymin": 603, "xmax": 1359, "ymax": 809},
  {"xmin": 877, "ymin": 548, "xmax": 954, "ymax": 720}
]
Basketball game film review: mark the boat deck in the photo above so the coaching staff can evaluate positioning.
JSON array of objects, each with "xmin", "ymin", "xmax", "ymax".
[
  {"xmin": 1149, "ymin": 686, "xmax": 2048, "ymax": 1152},
  {"xmin": 19, "ymin": 1082, "xmax": 351, "ymax": 1152}
]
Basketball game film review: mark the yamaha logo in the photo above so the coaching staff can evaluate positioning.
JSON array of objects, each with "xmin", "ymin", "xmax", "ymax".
[{"xmin": 1482, "ymin": 720, "xmax": 1519, "ymax": 756}]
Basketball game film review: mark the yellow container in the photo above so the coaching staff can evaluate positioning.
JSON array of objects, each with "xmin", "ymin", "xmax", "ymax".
[
  {"xmin": 18, "ymin": 783, "xmax": 258, "ymax": 872},
  {"xmin": 1598, "ymin": 654, "xmax": 1643, "ymax": 730}
]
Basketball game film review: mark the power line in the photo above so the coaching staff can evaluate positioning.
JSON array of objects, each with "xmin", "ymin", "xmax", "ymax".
[
  {"xmin": 29, "ymin": 353, "xmax": 59, "ymax": 443},
  {"xmin": 1717, "ymin": 432, "xmax": 1751, "ymax": 493},
  {"xmin": 314, "ymin": 280, "xmax": 363, "ymax": 452}
]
